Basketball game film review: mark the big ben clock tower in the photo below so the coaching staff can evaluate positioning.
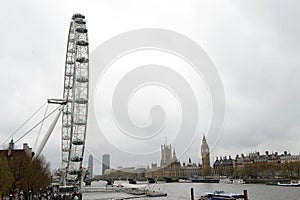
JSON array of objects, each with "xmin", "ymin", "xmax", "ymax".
[{"xmin": 201, "ymin": 135, "xmax": 211, "ymax": 174}]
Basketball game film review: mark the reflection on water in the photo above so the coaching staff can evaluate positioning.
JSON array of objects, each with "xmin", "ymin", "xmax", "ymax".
[{"xmin": 83, "ymin": 182, "xmax": 300, "ymax": 200}]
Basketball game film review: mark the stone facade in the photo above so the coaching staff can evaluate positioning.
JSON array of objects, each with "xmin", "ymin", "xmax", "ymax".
[
  {"xmin": 0, "ymin": 140, "xmax": 34, "ymax": 159},
  {"xmin": 213, "ymin": 151, "xmax": 299, "ymax": 175},
  {"xmin": 160, "ymin": 143, "xmax": 177, "ymax": 167},
  {"xmin": 201, "ymin": 135, "xmax": 211, "ymax": 172}
]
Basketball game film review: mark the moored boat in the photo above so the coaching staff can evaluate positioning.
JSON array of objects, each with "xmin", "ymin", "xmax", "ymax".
[
  {"xmin": 146, "ymin": 191, "xmax": 167, "ymax": 197},
  {"xmin": 278, "ymin": 180, "xmax": 300, "ymax": 187},
  {"xmin": 191, "ymin": 177, "xmax": 220, "ymax": 183},
  {"xmin": 232, "ymin": 179, "xmax": 245, "ymax": 184},
  {"xmin": 199, "ymin": 190, "xmax": 248, "ymax": 200},
  {"xmin": 125, "ymin": 188, "xmax": 147, "ymax": 195},
  {"xmin": 219, "ymin": 178, "xmax": 245, "ymax": 184}
]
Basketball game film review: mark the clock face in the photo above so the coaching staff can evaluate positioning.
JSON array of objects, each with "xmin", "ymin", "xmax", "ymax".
[{"xmin": 202, "ymin": 149, "xmax": 209, "ymax": 154}]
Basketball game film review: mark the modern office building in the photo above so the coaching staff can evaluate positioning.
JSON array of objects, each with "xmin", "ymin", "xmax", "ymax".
[
  {"xmin": 88, "ymin": 154, "xmax": 93, "ymax": 178},
  {"xmin": 102, "ymin": 154, "xmax": 110, "ymax": 175}
]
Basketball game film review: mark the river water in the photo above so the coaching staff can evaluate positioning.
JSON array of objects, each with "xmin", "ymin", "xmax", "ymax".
[{"xmin": 82, "ymin": 182, "xmax": 300, "ymax": 200}]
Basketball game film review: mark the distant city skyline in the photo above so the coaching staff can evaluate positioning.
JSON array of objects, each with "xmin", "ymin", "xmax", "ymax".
[{"xmin": 0, "ymin": 1, "xmax": 299, "ymax": 173}]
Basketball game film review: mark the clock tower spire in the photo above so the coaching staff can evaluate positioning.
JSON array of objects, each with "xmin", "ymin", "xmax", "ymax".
[{"xmin": 201, "ymin": 134, "xmax": 211, "ymax": 175}]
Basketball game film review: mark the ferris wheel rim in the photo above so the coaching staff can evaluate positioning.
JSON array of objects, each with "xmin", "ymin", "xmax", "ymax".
[{"xmin": 61, "ymin": 13, "xmax": 89, "ymax": 185}]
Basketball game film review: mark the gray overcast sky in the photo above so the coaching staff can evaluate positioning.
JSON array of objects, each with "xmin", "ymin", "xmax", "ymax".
[{"xmin": 1, "ymin": 0, "xmax": 300, "ymax": 175}]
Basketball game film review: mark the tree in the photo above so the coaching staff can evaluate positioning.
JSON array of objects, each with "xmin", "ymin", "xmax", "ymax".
[
  {"xmin": 23, "ymin": 156, "xmax": 51, "ymax": 193},
  {"xmin": 217, "ymin": 166, "xmax": 223, "ymax": 176},
  {"xmin": 0, "ymin": 157, "xmax": 13, "ymax": 196},
  {"xmin": 8, "ymin": 151, "xmax": 31, "ymax": 193},
  {"xmin": 233, "ymin": 168, "xmax": 243, "ymax": 178},
  {"xmin": 281, "ymin": 161, "xmax": 300, "ymax": 179},
  {"xmin": 240, "ymin": 163, "xmax": 257, "ymax": 178},
  {"xmin": 6, "ymin": 152, "xmax": 51, "ymax": 194},
  {"xmin": 280, "ymin": 162, "xmax": 293, "ymax": 178},
  {"xmin": 225, "ymin": 166, "xmax": 234, "ymax": 177},
  {"xmin": 291, "ymin": 161, "xmax": 300, "ymax": 178},
  {"xmin": 255, "ymin": 163, "xmax": 272, "ymax": 178},
  {"xmin": 202, "ymin": 167, "xmax": 212, "ymax": 176}
]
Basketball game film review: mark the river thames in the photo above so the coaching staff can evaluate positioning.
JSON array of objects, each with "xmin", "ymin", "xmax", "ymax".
[{"xmin": 82, "ymin": 182, "xmax": 299, "ymax": 200}]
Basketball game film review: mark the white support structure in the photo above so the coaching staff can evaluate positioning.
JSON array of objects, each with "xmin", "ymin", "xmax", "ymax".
[{"xmin": 34, "ymin": 108, "xmax": 63, "ymax": 158}]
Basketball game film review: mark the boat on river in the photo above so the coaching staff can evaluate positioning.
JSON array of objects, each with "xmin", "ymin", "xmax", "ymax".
[
  {"xmin": 219, "ymin": 178, "xmax": 245, "ymax": 184},
  {"xmin": 199, "ymin": 190, "xmax": 248, "ymax": 200},
  {"xmin": 191, "ymin": 177, "xmax": 220, "ymax": 183},
  {"xmin": 278, "ymin": 180, "xmax": 300, "ymax": 187},
  {"xmin": 146, "ymin": 190, "xmax": 167, "ymax": 197},
  {"xmin": 125, "ymin": 188, "xmax": 147, "ymax": 195}
]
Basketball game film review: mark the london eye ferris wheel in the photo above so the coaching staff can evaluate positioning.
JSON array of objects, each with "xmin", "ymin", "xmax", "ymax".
[{"xmin": 61, "ymin": 13, "xmax": 89, "ymax": 185}]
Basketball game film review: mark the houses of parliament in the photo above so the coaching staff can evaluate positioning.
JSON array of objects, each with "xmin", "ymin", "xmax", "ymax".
[
  {"xmin": 102, "ymin": 136, "xmax": 212, "ymax": 178},
  {"xmin": 145, "ymin": 135, "xmax": 211, "ymax": 178}
]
